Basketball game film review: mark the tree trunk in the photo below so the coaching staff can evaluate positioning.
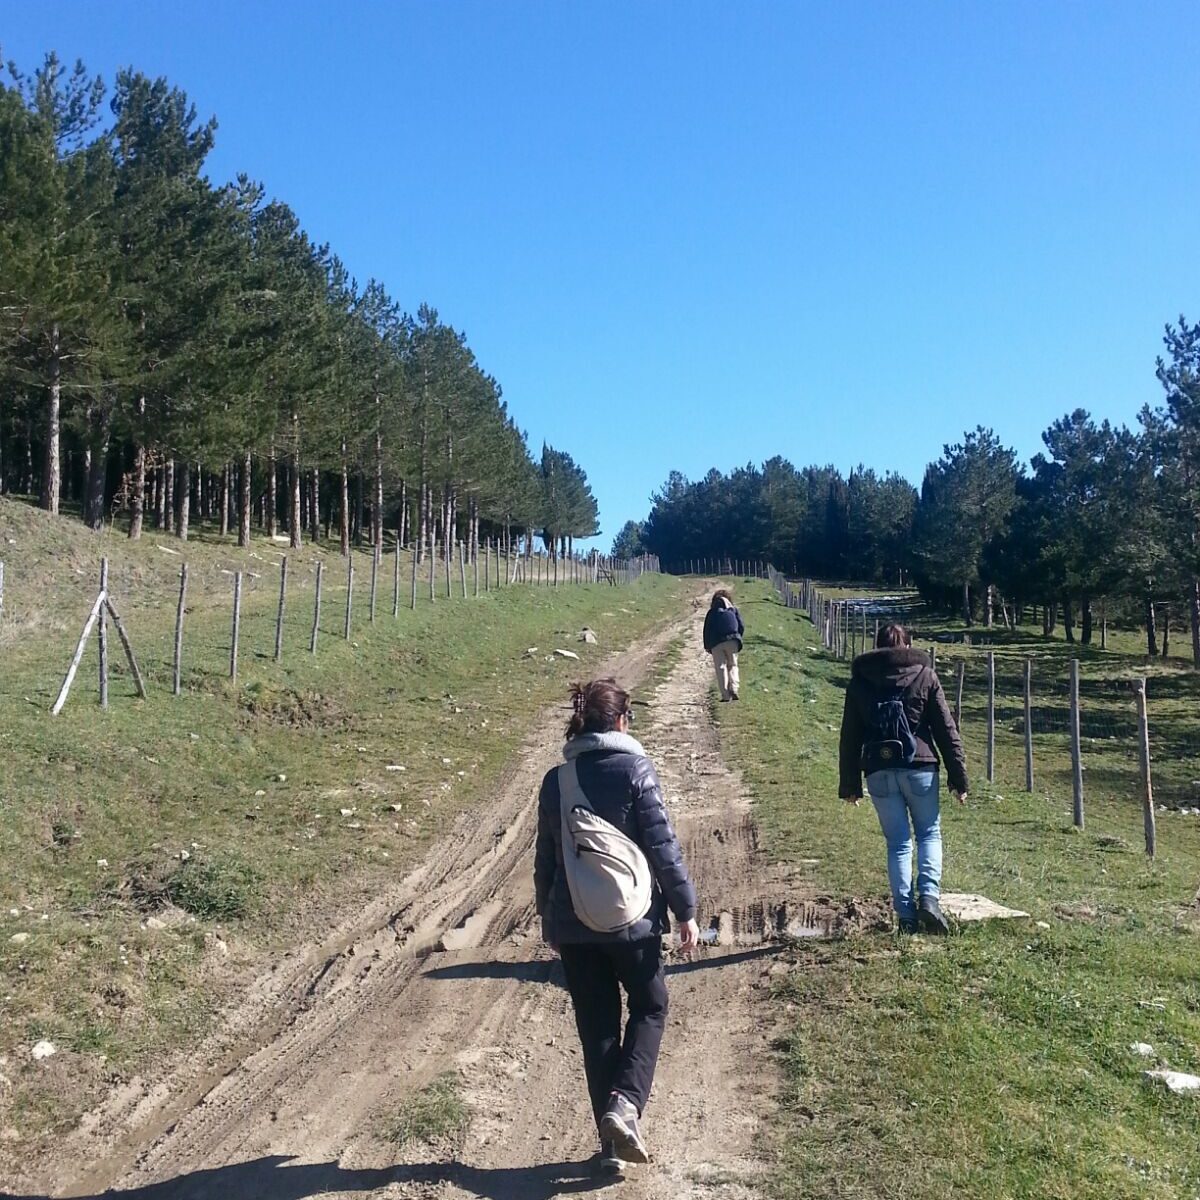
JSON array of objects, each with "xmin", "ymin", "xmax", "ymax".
[
  {"xmin": 1190, "ymin": 577, "xmax": 1200, "ymax": 668},
  {"xmin": 985, "ymin": 583, "xmax": 994, "ymax": 628},
  {"xmin": 239, "ymin": 451, "xmax": 252, "ymax": 547},
  {"xmin": 267, "ymin": 441, "xmax": 278, "ymax": 538},
  {"xmin": 355, "ymin": 471, "xmax": 364, "ymax": 546},
  {"xmin": 84, "ymin": 416, "xmax": 109, "ymax": 530},
  {"xmin": 1162, "ymin": 605, "xmax": 1171, "ymax": 659},
  {"xmin": 164, "ymin": 461, "xmax": 175, "ymax": 533},
  {"xmin": 340, "ymin": 460, "xmax": 350, "ymax": 556},
  {"xmin": 1146, "ymin": 593, "xmax": 1159, "ymax": 657},
  {"xmin": 41, "ymin": 323, "xmax": 61, "ymax": 514},
  {"xmin": 374, "ymin": 423, "xmax": 384, "ymax": 551},
  {"xmin": 962, "ymin": 579, "xmax": 971, "ymax": 626},
  {"xmin": 1062, "ymin": 596, "xmax": 1075, "ymax": 644},
  {"xmin": 289, "ymin": 415, "xmax": 302, "ymax": 551},
  {"xmin": 310, "ymin": 467, "xmax": 320, "ymax": 543},
  {"xmin": 417, "ymin": 481, "xmax": 428, "ymax": 564},
  {"xmin": 1080, "ymin": 595, "xmax": 1093, "ymax": 645},
  {"xmin": 176, "ymin": 460, "xmax": 191, "ymax": 541},
  {"xmin": 219, "ymin": 464, "xmax": 230, "ymax": 537},
  {"xmin": 399, "ymin": 480, "xmax": 408, "ymax": 548}
]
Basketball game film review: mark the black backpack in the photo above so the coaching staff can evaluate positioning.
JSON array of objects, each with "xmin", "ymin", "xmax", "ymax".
[{"xmin": 861, "ymin": 687, "xmax": 919, "ymax": 771}]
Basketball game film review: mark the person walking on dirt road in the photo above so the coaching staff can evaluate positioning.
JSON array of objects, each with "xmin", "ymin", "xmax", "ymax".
[
  {"xmin": 535, "ymin": 678, "xmax": 700, "ymax": 1175},
  {"xmin": 838, "ymin": 623, "xmax": 968, "ymax": 935},
  {"xmin": 703, "ymin": 589, "xmax": 744, "ymax": 701}
]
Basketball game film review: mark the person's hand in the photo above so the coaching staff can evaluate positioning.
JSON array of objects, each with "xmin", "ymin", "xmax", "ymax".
[
  {"xmin": 843, "ymin": 794, "xmax": 862, "ymax": 806},
  {"xmin": 954, "ymin": 791, "xmax": 968, "ymax": 806},
  {"xmin": 678, "ymin": 918, "xmax": 700, "ymax": 953}
]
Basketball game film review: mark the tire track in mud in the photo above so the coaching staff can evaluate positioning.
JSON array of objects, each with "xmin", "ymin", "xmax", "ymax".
[{"xmin": 23, "ymin": 596, "xmax": 873, "ymax": 1200}]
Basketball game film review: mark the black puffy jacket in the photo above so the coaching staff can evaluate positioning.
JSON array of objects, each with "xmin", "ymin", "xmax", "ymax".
[
  {"xmin": 703, "ymin": 603, "xmax": 744, "ymax": 652},
  {"xmin": 534, "ymin": 731, "xmax": 697, "ymax": 944}
]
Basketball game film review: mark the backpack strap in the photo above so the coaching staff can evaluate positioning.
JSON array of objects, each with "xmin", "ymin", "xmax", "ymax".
[{"xmin": 558, "ymin": 760, "xmax": 588, "ymax": 854}]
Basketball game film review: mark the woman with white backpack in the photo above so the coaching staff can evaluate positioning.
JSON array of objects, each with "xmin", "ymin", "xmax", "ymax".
[{"xmin": 534, "ymin": 678, "xmax": 699, "ymax": 1176}]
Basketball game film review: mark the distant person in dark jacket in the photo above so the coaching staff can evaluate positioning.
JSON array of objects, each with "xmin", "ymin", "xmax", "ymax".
[
  {"xmin": 702, "ymin": 589, "xmax": 744, "ymax": 701},
  {"xmin": 535, "ymin": 678, "xmax": 699, "ymax": 1175},
  {"xmin": 838, "ymin": 623, "xmax": 968, "ymax": 934}
]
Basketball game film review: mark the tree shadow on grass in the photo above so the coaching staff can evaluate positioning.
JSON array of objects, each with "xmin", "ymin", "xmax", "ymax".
[{"xmin": 1, "ymin": 1153, "xmax": 614, "ymax": 1200}]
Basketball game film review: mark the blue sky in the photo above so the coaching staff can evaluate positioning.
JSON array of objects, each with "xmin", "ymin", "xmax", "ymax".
[{"xmin": 6, "ymin": 2, "xmax": 1200, "ymax": 547}]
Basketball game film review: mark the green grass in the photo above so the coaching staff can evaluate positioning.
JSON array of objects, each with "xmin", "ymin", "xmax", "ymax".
[
  {"xmin": 718, "ymin": 581, "xmax": 1200, "ymax": 1200},
  {"xmin": 0, "ymin": 497, "xmax": 686, "ymax": 1151},
  {"xmin": 377, "ymin": 1072, "xmax": 470, "ymax": 1148}
]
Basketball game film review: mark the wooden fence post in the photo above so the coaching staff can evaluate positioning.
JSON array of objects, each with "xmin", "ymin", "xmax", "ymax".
[
  {"xmin": 0, "ymin": 560, "xmax": 5, "ymax": 622},
  {"xmin": 410, "ymin": 541, "xmax": 418, "ymax": 610},
  {"xmin": 1137, "ymin": 678, "xmax": 1156, "ymax": 858},
  {"xmin": 429, "ymin": 532, "xmax": 436, "ymax": 603},
  {"xmin": 459, "ymin": 540, "xmax": 467, "ymax": 599},
  {"xmin": 474, "ymin": 539, "xmax": 480, "ymax": 598},
  {"xmin": 930, "ymin": 644, "xmax": 937, "ymax": 673},
  {"xmin": 230, "ymin": 571, "xmax": 242, "ymax": 681},
  {"xmin": 51, "ymin": 591, "xmax": 107, "ymax": 715},
  {"xmin": 1023, "ymin": 657, "xmax": 1033, "ymax": 792},
  {"xmin": 98, "ymin": 558, "xmax": 109, "ymax": 709},
  {"xmin": 370, "ymin": 545, "xmax": 379, "ymax": 622},
  {"xmin": 275, "ymin": 556, "xmax": 288, "ymax": 661},
  {"xmin": 484, "ymin": 539, "xmax": 491, "ymax": 593},
  {"xmin": 345, "ymin": 556, "xmax": 354, "ymax": 639},
  {"xmin": 955, "ymin": 660, "xmax": 965, "ymax": 726},
  {"xmin": 1069, "ymin": 658, "xmax": 1084, "ymax": 828},
  {"xmin": 174, "ymin": 563, "xmax": 188, "ymax": 695},
  {"xmin": 986, "ymin": 651, "xmax": 995, "ymax": 783},
  {"xmin": 311, "ymin": 560, "xmax": 323, "ymax": 653},
  {"xmin": 103, "ymin": 594, "xmax": 146, "ymax": 699}
]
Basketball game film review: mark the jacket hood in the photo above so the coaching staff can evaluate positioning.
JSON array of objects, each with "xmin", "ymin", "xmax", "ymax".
[
  {"xmin": 563, "ymin": 731, "xmax": 647, "ymax": 761},
  {"xmin": 851, "ymin": 646, "xmax": 931, "ymax": 689}
]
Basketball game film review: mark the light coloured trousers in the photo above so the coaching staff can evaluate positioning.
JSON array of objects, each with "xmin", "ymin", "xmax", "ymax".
[{"xmin": 711, "ymin": 640, "xmax": 740, "ymax": 699}]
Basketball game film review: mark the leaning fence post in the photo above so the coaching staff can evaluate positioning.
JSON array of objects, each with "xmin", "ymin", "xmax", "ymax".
[
  {"xmin": 1069, "ymin": 658, "xmax": 1084, "ymax": 828},
  {"xmin": 230, "ymin": 571, "xmax": 243, "ymax": 681},
  {"xmin": 174, "ymin": 564, "xmax": 188, "ymax": 695},
  {"xmin": 1023, "ymin": 658, "xmax": 1033, "ymax": 791},
  {"xmin": 955, "ymin": 660, "xmax": 965, "ymax": 726},
  {"xmin": 98, "ymin": 558, "xmax": 109, "ymax": 709},
  {"xmin": 275, "ymin": 556, "xmax": 288, "ymax": 661},
  {"xmin": 311, "ymin": 560, "xmax": 323, "ymax": 653},
  {"xmin": 1137, "ymin": 678, "xmax": 1156, "ymax": 858},
  {"xmin": 51, "ymin": 590, "xmax": 107, "ymax": 715},
  {"xmin": 986, "ymin": 652, "xmax": 995, "ymax": 783}
]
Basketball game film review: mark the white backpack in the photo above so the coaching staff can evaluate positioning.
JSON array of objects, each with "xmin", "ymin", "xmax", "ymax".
[{"xmin": 558, "ymin": 759, "xmax": 653, "ymax": 934}]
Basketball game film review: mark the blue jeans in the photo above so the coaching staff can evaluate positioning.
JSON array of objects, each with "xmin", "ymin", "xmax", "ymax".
[{"xmin": 865, "ymin": 769, "xmax": 941, "ymax": 923}]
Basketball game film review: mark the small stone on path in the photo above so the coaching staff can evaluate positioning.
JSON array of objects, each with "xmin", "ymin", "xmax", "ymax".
[
  {"xmin": 1144, "ymin": 1069, "xmax": 1200, "ymax": 1094},
  {"xmin": 31, "ymin": 1041, "xmax": 56, "ymax": 1062},
  {"xmin": 1130, "ymin": 1042, "xmax": 1155, "ymax": 1057}
]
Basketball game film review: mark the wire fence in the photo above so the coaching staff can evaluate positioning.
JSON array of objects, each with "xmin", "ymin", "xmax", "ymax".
[
  {"xmin": 767, "ymin": 569, "xmax": 1200, "ymax": 856},
  {"xmin": 0, "ymin": 544, "xmax": 661, "ymax": 713}
]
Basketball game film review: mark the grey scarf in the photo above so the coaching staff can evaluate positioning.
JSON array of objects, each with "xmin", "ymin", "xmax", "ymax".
[{"xmin": 562, "ymin": 731, "xmax": 647, "ymax": 761}]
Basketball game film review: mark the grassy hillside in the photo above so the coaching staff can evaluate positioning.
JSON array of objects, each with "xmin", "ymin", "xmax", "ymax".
[
  {"xmin": 0, "ymin": 498, "xmax": 685, "ymax": 1154},
  {"xmin": 718, "ymin": 582, "xmax": 1200, "ymax": 1200}
]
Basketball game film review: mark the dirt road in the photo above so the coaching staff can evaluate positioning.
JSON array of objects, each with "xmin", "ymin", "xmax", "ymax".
[{"xmin": 14, "ymin": 600, "xmax": 832, "ymax": 1200}]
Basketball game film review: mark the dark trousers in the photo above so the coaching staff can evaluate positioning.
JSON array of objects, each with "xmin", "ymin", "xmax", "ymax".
[{"xmin": 558, "ymin": 938, "xmax": 669, "ymax": 1132}]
